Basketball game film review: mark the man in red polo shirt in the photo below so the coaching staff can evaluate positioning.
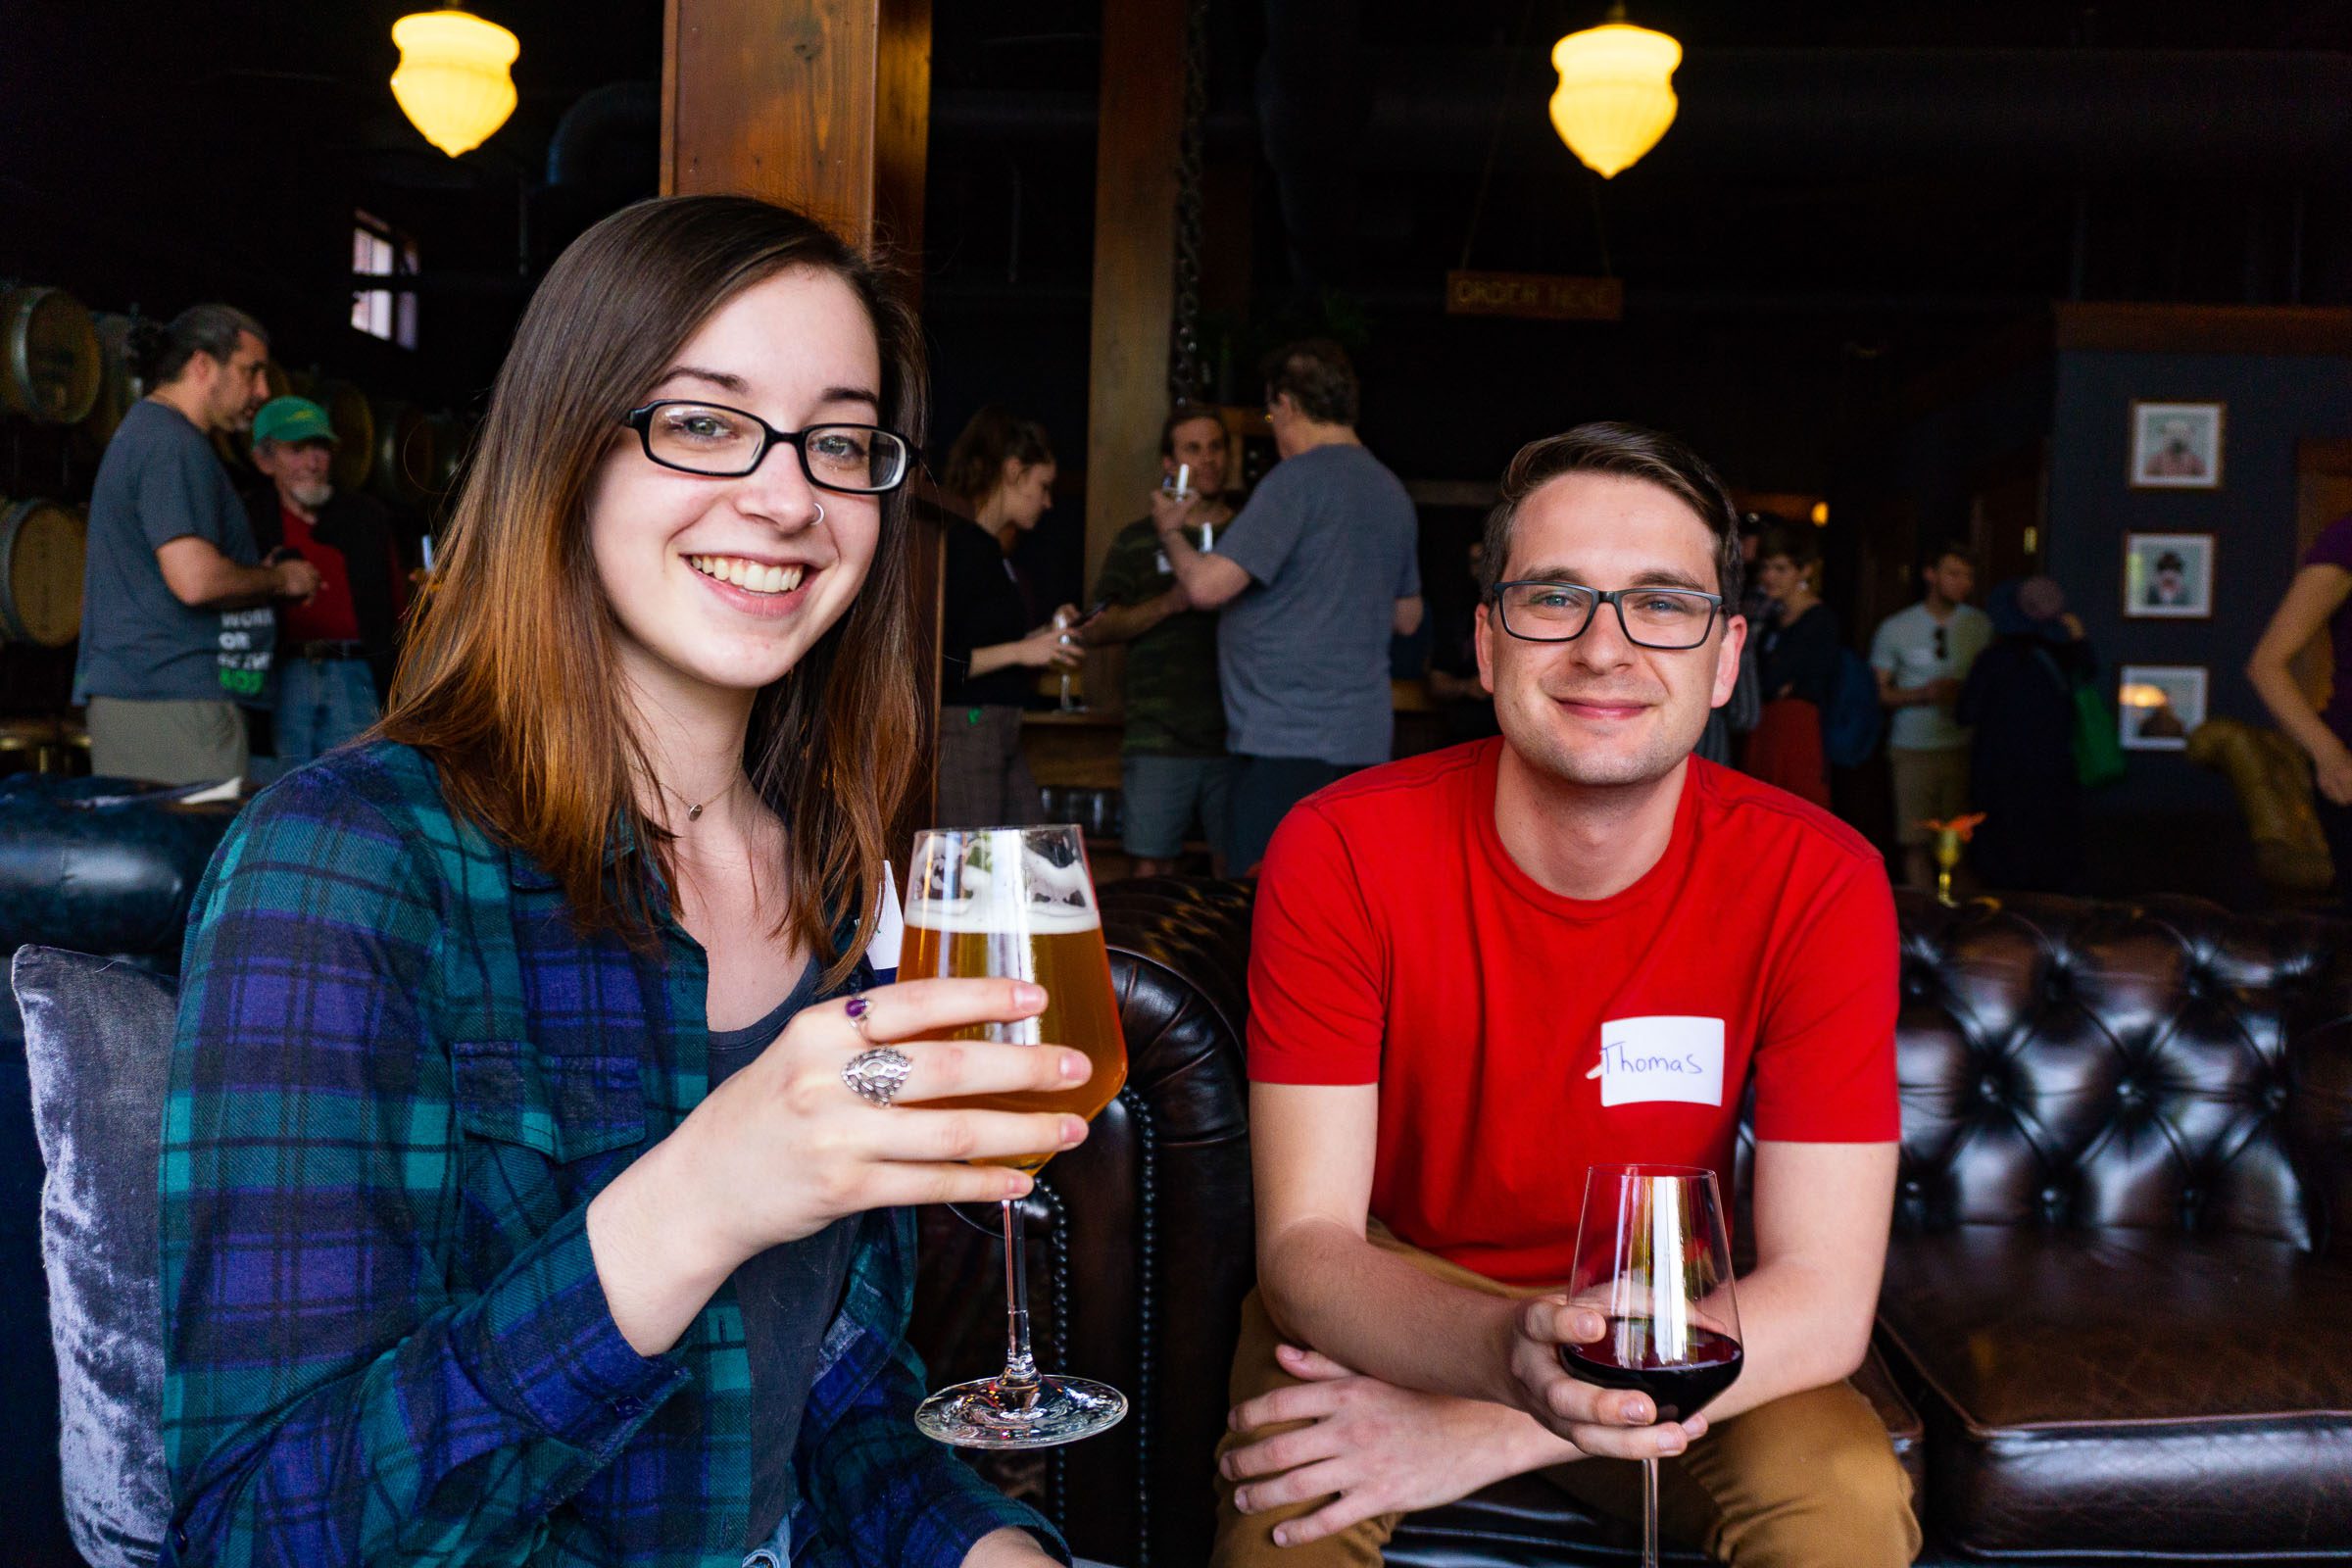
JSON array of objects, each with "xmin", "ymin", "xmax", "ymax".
[{"xmin": 1210, "ymin": 423, "xmax": 1916, "ymax": 1566}]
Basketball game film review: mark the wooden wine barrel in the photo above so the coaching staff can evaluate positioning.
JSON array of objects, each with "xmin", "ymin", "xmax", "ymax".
[
  {"xmin": 1, "ymin": 285, "xmax": 102, "ymax": 425},
  {"xmin": 369, "ymin": 398, "xmax": 437, "ymax": 507},
  {"xmin": 77, "ymin": 312, "xmax": 146, "ymax": 453},
  {"xmin": 310, "ymin": 377, "xmax": 374, "ymax": 492},
  {"xmin": 423, "ymin": 411, "xmax": 467, "ymax": 499},
  {"xmin": 0, "ymin": 497, "xmax": 88, "ymax": 647}
]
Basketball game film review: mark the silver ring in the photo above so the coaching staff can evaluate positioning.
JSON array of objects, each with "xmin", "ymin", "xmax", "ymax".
[
  {"xmin": 842, "ymin": 1046, "xmax": 912, "ymax": 1108},
  {"xmin": 812, "ymin": 501, "xmax": 825, "ymax": 525}
]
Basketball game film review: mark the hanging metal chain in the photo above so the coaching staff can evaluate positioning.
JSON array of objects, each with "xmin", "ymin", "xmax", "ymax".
[{"xmin": 1168, "ymin": 0, "xmax": 1211, "ymax": 404}]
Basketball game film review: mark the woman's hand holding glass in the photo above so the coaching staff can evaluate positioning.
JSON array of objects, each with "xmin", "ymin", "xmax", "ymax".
[
  {"xmin": 1016, "ymin": 610, "xmax": 1085, "ymax": 670},
  {"xmin": 585, "ymin": 976, "xmax": 1093, "ymax": 1357}
]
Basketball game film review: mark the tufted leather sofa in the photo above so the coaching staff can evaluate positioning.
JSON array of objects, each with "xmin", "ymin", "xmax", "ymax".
[
  {"xmin": 0, "ymin": 776, "xmax": 240, "ymax": 1568},
  {"xmin": 911, "ymin": 878, "xmax": 2352, "ymax": 1566}
]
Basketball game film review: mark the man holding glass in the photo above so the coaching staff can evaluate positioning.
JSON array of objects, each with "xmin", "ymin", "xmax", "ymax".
[
  {"xmin": 1211, "ymin": 423, "xmax": 1916, "ymax": 1565},
  {"xmin": 1150, "ymin": 340, "xmax": 1421, "ymax": 874}
]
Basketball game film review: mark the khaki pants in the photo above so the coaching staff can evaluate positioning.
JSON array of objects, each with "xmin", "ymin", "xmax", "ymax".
[
  {"xmin": 86, "ymin": 696, "xmax": 248, "ymax": 785},
  {"xmin": 1889, "ymin": 746, "xmax": 1971, "ymax": 891},
  {"xmin": 1211, "ymin": 1230, "xmax": 1919, "ymax": 1568}
]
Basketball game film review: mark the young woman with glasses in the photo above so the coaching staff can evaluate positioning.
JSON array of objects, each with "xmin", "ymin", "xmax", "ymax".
[{"xmin": 161, "ymin": 197, "xmax": 1087, "ymax": 1567}]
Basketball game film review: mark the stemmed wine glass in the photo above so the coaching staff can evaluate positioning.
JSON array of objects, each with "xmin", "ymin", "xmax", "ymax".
[
  {"xmin": 901, "ymin": 824, "xmax": 1131, "ymax": 1447},
  {"xmin": 1564, "ymin": 1164, "xmax": 1743, "ymax": 1568}
]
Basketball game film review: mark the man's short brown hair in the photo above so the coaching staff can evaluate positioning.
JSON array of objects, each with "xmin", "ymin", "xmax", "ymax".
[
  {"xmin": 1159, "ymin": 402, "xmax": 1224, "ymax": 458},
  {"xmin": 1260, "ymin": 339, "xmax": 1359, "ymax": 427},
  {"xmin": 1477, "ymin": 422, "xmax": 1742, "ymax": 608}
]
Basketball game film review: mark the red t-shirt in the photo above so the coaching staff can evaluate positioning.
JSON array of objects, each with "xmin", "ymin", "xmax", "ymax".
[
  {"xmin": 278, "ymin": 506, "xmax": 361, "ymax": 644},
  {"xmin": 1249, "ymin": 738, "xmax": 1899, "ymax": 1287}
]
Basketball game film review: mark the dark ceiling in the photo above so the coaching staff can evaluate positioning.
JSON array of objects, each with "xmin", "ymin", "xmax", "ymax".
[{"xmin": 5, "ymin": 0, "xmax": 2349, "ymax": 490}]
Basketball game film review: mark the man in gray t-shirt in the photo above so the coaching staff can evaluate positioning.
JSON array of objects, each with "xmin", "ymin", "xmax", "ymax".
[
  {"xmin": 74, "ymin": 304, "xmax": 318, "ymax": 783},
  {"xmin": 1152, "ymin": 340, "xmax": 1421, "ymax": 871}
]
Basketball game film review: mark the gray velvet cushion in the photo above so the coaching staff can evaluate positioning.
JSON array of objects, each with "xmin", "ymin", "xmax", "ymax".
[{"xmin": 11, "ymin": 946, "xmax": 174, "ymax": 1568}]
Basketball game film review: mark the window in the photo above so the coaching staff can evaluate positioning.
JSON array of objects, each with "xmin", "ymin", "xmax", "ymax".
[{"xmin": 351, "ymin": 212, "xmax": 419, "ymax": 349}]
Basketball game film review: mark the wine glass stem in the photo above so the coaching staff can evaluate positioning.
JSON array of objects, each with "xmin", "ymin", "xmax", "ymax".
[
  {"xmin": 999, "ymin": 1197, "xmax": 1039, "ymax": 1390},
  {"xmin": 1642, "ymin": 1454, "xmax": 1660, "ymax": 1568}
]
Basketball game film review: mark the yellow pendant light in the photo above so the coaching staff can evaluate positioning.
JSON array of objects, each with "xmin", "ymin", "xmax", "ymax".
[
  {"xmin": 1548, "ymin": 5, "xmax": 1683, "ymax": 179},
  {"xmin": 390, "ymin": 6, "xmax": 519, "ymax": 159}
]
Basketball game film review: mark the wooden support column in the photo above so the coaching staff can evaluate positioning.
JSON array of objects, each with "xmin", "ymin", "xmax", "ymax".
[
  {"xmin": 662, "ymin": 0, "xmax": 930, "ymax": 261},
  {"xmin": 1085, "ymin": 0, "xmax": 1187, "ymax": 606},
  {"xmin": 662, "ymin": 0, "xmax": 942, "ymax": 846}
]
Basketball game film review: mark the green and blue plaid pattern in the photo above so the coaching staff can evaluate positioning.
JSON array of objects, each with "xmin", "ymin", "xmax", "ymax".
[{"xmin": 161, "ymin": 741, "xmax": 1057, "ymax": 1567}]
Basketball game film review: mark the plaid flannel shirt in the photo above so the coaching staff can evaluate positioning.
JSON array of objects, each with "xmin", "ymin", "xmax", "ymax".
[{"xmin": 161, "ymin": 741, "xmax": 1060, "ymax": 1567}]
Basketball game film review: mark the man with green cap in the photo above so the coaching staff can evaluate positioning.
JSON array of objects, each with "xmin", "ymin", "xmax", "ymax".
[{"xmin": 242, "ymin": 395, "xmax": 413, "ymax": 771}]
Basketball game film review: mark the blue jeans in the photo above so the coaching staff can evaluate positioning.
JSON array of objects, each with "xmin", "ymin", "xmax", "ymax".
[{"xmin": 272, "ymin": 657, "xmax": 379, "ymax": 770}]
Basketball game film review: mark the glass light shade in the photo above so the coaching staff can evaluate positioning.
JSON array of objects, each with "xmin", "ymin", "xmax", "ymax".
[
  {"xmin": 390, "ymin": 9, "xmax": 519, "ymax": 159},
  {"xmin": 1548, "ymin": 20, "xmax": 1682, "ymax": 179}
]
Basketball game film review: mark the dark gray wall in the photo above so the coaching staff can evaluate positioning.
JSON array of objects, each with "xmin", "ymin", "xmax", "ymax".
[{"xmin": 2046, "ymin": 347, "xmax": 2352, "ymax": 895}]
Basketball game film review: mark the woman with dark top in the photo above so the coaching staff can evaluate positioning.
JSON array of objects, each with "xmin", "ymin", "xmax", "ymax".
[
  {"xmin": 1743, "ymin": 527, "xmax": 1838, "ymax": 806},
  {"xmin": 2249, "ymin": 513, "xmax": 2352, "ymax": 906},
  {"xmin": 162, "ymin": 197, "xmax": 1088, "ymax": 1568},
  {"xmin": 1957, "ymin": 576, "xmax": 2094, "ymax": 893},
  {"xmin": 936, "ymin": 406, "xmax": 1079, "ymax": 827}
]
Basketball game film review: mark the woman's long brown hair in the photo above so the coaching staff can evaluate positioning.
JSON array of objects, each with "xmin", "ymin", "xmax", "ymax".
[{"xmin": 381, "ymin": 196, "xmax": 925, "ymax": 987}]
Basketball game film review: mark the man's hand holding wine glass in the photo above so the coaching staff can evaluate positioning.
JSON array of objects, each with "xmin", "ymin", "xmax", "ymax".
[{"xmin": 1503, "ymin": 1296, "xmax": 1710, "ymax": 1460}]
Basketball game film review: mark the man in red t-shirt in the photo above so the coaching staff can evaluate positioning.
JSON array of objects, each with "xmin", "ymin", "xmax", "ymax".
[{"xmin": 1211, "ymin": 423, "xmax": 1916, "ymax": 1566}]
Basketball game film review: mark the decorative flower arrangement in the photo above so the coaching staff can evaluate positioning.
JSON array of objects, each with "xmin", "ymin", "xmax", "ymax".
[{"xmin": 1920, "ymin": 813, "xmax": 1986, "ymax": 906}]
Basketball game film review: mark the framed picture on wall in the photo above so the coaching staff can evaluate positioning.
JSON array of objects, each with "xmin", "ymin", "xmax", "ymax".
[
  {"xmin": 2123, "ymin": 531, "xmax": 2214, "ymax": 619},
  {"xmin": 2129, "ymin": 401, "xmax": 2225, "ymax": 490},
  {"xmin": 2118, "ymin": 664, "xmax": 2207, "ymax": 751}
]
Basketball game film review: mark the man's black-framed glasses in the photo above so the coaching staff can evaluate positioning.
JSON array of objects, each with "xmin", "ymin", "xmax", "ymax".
[
  {"xmin": 624, "ymin": 400, "xmax": 912, "ymax": 493},
  {"xmin": 1492, "ymin": 579, "xmax": 1725, "ymax": 650}
]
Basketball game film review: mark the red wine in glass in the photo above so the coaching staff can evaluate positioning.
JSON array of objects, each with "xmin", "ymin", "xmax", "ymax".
[
  {"xmin": 1567, "ymin": 1164, "xmax": 1743, "ymax": 1568},
  {"xmin": 1560, "ymin": 1317, "xmax": 1743, "ymax": 1423}
]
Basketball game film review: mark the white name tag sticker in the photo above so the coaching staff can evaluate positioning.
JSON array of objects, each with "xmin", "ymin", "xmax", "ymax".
[{"xmin": 1594, "ymin": 1016, "xmax": 1726, "ymax": 1107}]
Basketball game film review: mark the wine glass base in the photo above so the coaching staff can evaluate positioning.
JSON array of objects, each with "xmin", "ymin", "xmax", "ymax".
[{"xmin": 914, "ymin": 1374, "xmax": 1128, "ymax": 1449}]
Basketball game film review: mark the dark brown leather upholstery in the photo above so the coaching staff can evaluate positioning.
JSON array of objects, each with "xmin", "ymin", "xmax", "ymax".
[
  {"xmin": 908, "ymin": 881, "xmax": 2352, "ymax": 1566},
  {"xmin": 1883, "ymin": 891, "xmax": 2352, "ymax": 1561},
  {"xmin": 912, "ymin": 878, "xmax": 1257, "ymax": 1568}
]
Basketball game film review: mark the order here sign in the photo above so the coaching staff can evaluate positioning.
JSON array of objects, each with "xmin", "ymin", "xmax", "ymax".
[{"xmin": 1444, "ymin": 270, "xmax": 1624, "ymax": 322}]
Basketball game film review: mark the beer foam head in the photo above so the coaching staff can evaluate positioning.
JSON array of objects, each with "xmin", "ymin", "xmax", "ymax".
[
  {"xmin": 905, "ymin": 897, "xmax": 1101, "ymax": 934},
  {"xmin": 906, "ymin": 828, "xmax": 1102, "ymax": 931}
]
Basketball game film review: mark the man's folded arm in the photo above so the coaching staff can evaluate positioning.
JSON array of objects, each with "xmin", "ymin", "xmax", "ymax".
[{"xmin": 1250, "ymin": 1082, "xmax": 1523, "ymax": 1409}]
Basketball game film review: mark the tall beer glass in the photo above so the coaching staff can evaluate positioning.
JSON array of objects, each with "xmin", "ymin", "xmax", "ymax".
[{"xmin": 903, "ymin": 824, "xmax": 1130, "ymax": 1447}]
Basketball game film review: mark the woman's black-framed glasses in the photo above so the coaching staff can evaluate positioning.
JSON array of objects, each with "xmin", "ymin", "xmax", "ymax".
[
  {"xmin": 624, "ymin": 400, "xmax": 912, "ymax": 494},
  {"xmin": 1492, "ymin": 579, "xmax": 1725, "ymax": 650}
]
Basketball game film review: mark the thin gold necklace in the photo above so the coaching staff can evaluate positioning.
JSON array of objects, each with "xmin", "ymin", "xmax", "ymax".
[{"xmin": 660, "ymin": 772, "xmax": 744, "ymax": 823}]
